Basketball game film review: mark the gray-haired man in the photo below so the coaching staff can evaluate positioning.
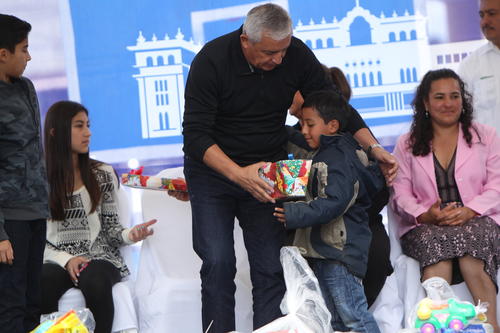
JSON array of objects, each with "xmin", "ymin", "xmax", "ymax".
[{"xmin": 182, "ymin": 4, "xmax": 396, "ymax": 332}]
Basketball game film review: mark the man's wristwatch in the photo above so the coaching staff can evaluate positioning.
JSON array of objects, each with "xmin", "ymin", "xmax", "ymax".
[{"xmin": 367, "ymin": 143, "xmax": 383, "ymax": 157}]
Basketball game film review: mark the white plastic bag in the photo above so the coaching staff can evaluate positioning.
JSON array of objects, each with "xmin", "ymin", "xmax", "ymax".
[
  {"xmin": 252, "ymin": 246, "xmax": 333, "ymax": 333},
  {"xmin": 421, "ymin": 276, "xmax": 456, "ymax": 301}
]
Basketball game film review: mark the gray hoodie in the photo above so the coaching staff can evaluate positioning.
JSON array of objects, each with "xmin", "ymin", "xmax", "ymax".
[{"xmin": 0, "ymin": 76, "xmax": 48, "ymax": 240}]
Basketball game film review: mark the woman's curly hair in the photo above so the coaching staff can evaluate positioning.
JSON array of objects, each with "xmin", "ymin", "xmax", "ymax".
[{"xmin": 408, "ymin": 68, "xmax": 476, "ymax": 156}]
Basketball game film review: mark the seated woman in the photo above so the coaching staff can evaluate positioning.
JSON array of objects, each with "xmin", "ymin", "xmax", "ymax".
[
  {"xmin": 41, "ymin": 101, "xmax": 156, "ymax": 333},
  {"xmin": 391, "ymin": 68, "xmax": 499, "ymax": 332}
]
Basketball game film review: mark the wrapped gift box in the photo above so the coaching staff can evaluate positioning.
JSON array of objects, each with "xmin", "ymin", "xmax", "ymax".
[
  {"xmin": 259, "ymin": 159, "xmax": 312, "ymax": 199},
  {"xmin": 121, "ymin": 173, "xmax": 187, "ymax": 192}
]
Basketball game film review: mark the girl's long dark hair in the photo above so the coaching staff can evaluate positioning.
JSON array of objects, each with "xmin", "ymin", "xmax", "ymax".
[
  {"xmin": 409, "ymin": 68, "xmax": 475, "ymax": 156},
  {"xmin": 44, "ymin": 101, "xmax": 101, "ymax": 221}
]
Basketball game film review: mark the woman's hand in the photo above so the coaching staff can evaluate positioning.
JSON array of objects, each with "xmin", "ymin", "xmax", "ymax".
[
  {"xmin": 418, "ymin": 200, "xmax": 477, "ymax": 226},
  {"xmin": 438, "ymin": 206, "xmax": 477, "ymax": 226},
  {"xmin": 65, "ymin": 256, "xmax": 90, "ymax": 285},
  {"xmin": 128, "ymin": 219, "xmax": 157, "ymax": 242},
  {"xmin": 418, "ymin": 199, "xmax": 456, "ymax": 225},
  {"xmin": 417, "ymin": 200, "xmax": 443, "ymax": 225},
  {"xmin": 274, "ymin": 207, "xmax": 286, "ymax": 224}
]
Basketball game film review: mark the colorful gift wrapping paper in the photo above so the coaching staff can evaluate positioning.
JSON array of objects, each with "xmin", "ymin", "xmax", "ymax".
[
  {"xmin": 121, "ymin": 173, "xmax": 187, "ymax": 192},
  {"xmin": 258, "ymin": 159, "xmax": 312, "ymax": 199}
]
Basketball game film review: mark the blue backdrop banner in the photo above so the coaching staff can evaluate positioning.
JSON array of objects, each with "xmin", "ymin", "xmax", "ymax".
[{"xmin": 61, "ymin": 0, "xmax": 483, "ymax": 168}]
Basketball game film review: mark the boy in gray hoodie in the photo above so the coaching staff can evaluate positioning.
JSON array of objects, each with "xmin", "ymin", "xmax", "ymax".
[{"xmin": 0, "ymin": 14, "xmax": 48, "ymax": 333}]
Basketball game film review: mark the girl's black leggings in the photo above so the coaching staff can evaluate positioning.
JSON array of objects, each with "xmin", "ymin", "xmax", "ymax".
[{"xmin": 41, "ymin": 259, "xmax": 121, "ymax": 333}]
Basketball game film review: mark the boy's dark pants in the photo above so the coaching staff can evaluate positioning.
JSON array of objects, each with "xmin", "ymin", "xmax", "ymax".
[{"xmin": 0, "ymin": 219, "xmax": 46, "ymax": 333}]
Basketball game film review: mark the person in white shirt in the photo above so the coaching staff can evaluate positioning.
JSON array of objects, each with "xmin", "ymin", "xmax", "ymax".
[{"xmin": 458, "ymin": 0, "xmax": 500, "ymax": 134}]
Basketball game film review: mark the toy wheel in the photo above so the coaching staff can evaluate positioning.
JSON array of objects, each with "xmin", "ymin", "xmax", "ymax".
[
  {"xmin": 420, "ymin": 323, "xmax": 436, "ymax": 333},
  {"xmin": 448, "ymin": 319, "xmax": 464, "ymax": 331}
]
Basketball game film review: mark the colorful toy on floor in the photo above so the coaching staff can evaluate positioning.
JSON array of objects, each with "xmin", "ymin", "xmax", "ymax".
[
  {"xmin": 121, "ymin": 166, "xmax": 187, "ymax": 192},
  {"xmin": 258, "ymin": 159, "xmax": 312, "ymax": 199},
  {"xmin": 31, "ymin": 310, "xmax": 90, "ymax": 333},
  {"xmin": 414, "ymin": 297, "xmax": 488, "ymax": 333}
]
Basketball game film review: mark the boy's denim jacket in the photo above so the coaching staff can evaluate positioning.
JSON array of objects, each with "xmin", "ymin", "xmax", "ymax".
[{"xmin": 284, "ymin": 128, "xmax": 384, "ymax": 278}]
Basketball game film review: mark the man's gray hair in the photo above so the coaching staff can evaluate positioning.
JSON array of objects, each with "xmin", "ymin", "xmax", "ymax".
[{"xmin": 243, "ymin": 3, "xmax": 292, "ymax": 43}]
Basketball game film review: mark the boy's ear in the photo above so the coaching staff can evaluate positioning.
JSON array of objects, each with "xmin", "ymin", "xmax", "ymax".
[
  {"xmin": 327, "ymin": 119, "xmax": 339, "ymax": 134},
  {"xmin": 0, "ymin": 48, "xmax": 9, "ymax": 62}
]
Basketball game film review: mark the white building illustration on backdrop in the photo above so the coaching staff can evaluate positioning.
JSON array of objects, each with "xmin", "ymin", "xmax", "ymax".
[
  {"xmin": 127, "ymin": 0, "xmax": 484, "ymax": 139},
  {"xmin": 293, "ymin": 0, "xmax": 428, "ymax": 124},
  {"xmin": 127, "ymin": 29, "xmax": 201, "ymax": 139}
]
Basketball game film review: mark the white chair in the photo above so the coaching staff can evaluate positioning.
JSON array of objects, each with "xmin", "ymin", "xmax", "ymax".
[
  {"xmin": 369, "ymin": 271, "xmax": 405, "ymax": 333},
  {"xmin": 370, "ymin": 207, "xmax": 500, "ymax": 332},
  {"xmin": 135, "ymin": 167, "xmax": 253, "ymax": 332},
  {"xmin": 57, "ymin": 186, "xmax": 139, "ymax": 333}
]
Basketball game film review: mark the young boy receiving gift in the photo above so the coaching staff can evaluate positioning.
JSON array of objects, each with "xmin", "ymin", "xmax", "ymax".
[{"xmin": 274, "ymin": 90, "xmax": 384, "ymax": 333}]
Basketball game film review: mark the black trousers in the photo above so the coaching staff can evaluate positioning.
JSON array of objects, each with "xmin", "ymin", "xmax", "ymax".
[
  {"xmin": 41, "ymin": 259, "xmax": 121, "ymax": 333},
  {"xmin": 363, "ymin": 186, "xmax": 393, "ymax": 308},
  {"xmin": 185, "ymin": 156, "xmax": 286, "ymax": 333},
  {"xmin": 364, "ymin": 213, "xmax": 392, "ymax": 307},
  {"xmin": 0, "ymin": 219, "xmax": 46, "ymax": 333}
]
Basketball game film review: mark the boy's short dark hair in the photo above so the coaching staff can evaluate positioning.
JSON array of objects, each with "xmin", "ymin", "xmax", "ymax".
[
  {"xmin": 302, "ymin": 90, "xmax": 350, "ymax": 131},
  {"xmin": 0, "ymin": 14, "xmax": 31, "ymax": 53}
]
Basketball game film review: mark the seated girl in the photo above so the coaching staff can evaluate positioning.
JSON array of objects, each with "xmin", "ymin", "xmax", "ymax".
[
  {"xmin": 391, "ymin": 68, "xmax": 499, "ymax": 332},
  {"xmin": 40, "ymin": 101, "xmax": 156, "ymax": 333}
]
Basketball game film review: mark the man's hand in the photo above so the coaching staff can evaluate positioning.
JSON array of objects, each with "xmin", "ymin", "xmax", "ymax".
[
  {"xmin": 232, "ymin": 162, "xmax": 275, "ymax": 203},
  {"xmin": 129, "ymin": 219, "xmax": 157, "ymax": 242},
  {"xmin": 167, "ymin": 190, "xmax": 190, "ymax": 202},
  {"xmin": 0, "ymin": 240, "xmax": 14, "ymax": 265},
  {"xmin": 201, "ymin": 145, "xmax": 274, "ymax": 202},
  {"xmin": 65, "ymin": 256, "xmax": 90, "ymax": 285},
  {"xmin": 166, "ymin": 178, "xmax": 190, "ymax": 201},
  {"xmin": 288, "ymin": 91, "xmax": 304, "ymax": 119},
  {"xmin": 371, "ymin": 146, "xmax": 399, "ymax": 186}
]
